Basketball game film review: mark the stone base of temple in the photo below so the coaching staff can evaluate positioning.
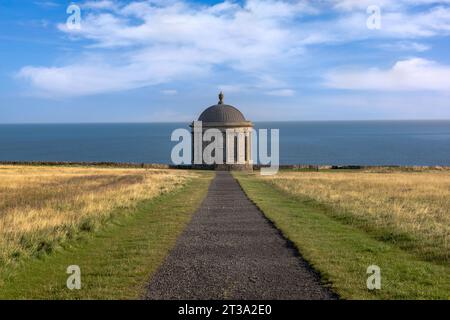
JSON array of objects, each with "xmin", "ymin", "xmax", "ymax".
[{"xmin": 190, "ymin": 164, "xmax": 253, "ymax": 171}]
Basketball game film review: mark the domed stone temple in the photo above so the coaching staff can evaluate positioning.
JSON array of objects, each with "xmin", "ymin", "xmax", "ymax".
[{"xmin": 191, "ymin": 92, "xmax": 253, "ymax": 170}]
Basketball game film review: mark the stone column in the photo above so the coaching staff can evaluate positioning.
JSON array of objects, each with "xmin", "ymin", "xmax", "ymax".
[
  {"xmin": 238, "ymin": 129, "xmax": 245, "ymax": 164},
  {"xmin": 225, "ymin": 128, "xmax": 234, "ymax": 164}
]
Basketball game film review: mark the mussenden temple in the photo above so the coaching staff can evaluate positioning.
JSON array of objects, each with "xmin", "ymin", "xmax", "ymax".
[{"xmin": 190, "ymin": 92, "xmax": 254, "ymax": 170}]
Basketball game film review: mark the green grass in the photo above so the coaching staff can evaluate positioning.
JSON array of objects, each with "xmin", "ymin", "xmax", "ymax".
[
  {"xmin": 0, "ymin": 172, "xmax": 213, "ymax": 299},
  {"xmin": 235, "ymin": 173, "xmax": 450, "ymax": 300}
]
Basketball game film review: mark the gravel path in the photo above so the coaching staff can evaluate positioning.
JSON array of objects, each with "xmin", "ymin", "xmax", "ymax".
[{"xmin": 144, "ymin": 171, "xmax": 337, "ymax": 300}]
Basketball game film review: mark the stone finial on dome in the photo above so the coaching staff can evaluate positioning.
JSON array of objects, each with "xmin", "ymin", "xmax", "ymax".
[{"xmin": 218, "ymin": 91, "xmax": 224, "ymax": 104}]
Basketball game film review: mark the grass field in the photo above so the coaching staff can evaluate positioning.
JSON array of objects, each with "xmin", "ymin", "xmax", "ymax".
[
  {"xmin": 235, "ymin": 170, "xmax": 450, "ymax": 299},
  {"xmin": 260, "ymin": 169, "xmax": 449, "ymax": 264},
  {"xmin": 0, "ymin": 165, "xmax": 213, "ymax": 299},
  {"xmin": 0, "ymin": 165, "xmax": 196, "ymax": 266},
  {"xmin": 2, "ymin": 164, "xmax": 448, "ymax": 299}
]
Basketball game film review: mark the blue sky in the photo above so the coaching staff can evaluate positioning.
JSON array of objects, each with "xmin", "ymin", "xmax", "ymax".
[{"xmin": 1, "ymin": 0, "xmax": 450, "ymax": 123}]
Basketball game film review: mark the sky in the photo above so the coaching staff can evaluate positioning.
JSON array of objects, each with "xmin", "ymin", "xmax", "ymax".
[{"xmin": 1, "ymin": 0, "xmax": 450, "ymax": 123}]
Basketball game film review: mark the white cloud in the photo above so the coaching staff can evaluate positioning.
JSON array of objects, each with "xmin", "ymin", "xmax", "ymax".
[
  {"xmin": 381, "ymin": 7, "xmax": 450, "ymax": 37},
  {"xmin": 18, "ymin": 0, "xmax": 450, "ymax": 97},
  {"xmin": 17, "ymin": 48, "xmax": 209, "ymax": 96},
  {"xmin": 34, "ymin": 1, "xmax": 59, "ymax": 8},
  {"xmin": 266, "ymin": 89, "xmax": 295, "ymax": 96},
  {"xmin": 161, "ymin": 89, "xmax": 178, "ymax": 95},
  {"xmin": 332, "ymin": 0, "xmax": 450, "ymax": 11},
  {"xmin": 333, "ymin": 0, "xmax": 394, "ymax": 11},
  {"xmin": 379, "ymin": 41, "xmax": 430, "ymax": 52},
  {"xmin": 324, "ymin": 58, "xmax": 450, "ymax": 91},
  {"xmin": 21, "ymin": 0, "xmax": 307, "ymax": 96},
  {"xmin": 82, "ymin": 0, "xmax": 117, "ymax": 10}
]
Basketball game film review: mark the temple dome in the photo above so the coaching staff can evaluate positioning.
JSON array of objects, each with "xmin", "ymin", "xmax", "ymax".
[
  {"xmin": 198, "ymin": 92, "xmax": 246, "ymax": 123},
  {"xmin": 198, "ymin": 104, "xmax": 246, "ymax": 123}
]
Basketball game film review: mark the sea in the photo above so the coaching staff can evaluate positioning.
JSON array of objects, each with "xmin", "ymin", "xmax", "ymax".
[{"xmin": 0, "ymin": 121, "xmax": 449, "ymax": 166}]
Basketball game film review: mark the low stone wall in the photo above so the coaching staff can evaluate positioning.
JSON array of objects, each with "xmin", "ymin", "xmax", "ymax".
[
  {"xmin": 0, "ymin": 161, "xmax": 448, "ymax": 171},
  {"xmin": 0, "ymin": 161, "xmax": 172, "ymax": 169},
  {"xmin": 254, "ymin": 164, "xmax": 450, "ymax": 171}
]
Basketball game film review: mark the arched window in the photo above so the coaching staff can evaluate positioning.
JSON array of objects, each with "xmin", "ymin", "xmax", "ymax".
[{"xmin": 245, "ymin": 135, "xmax": 248, "ymax": 162}]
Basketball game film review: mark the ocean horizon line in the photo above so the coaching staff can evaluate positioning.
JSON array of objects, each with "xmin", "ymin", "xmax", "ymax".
[{"xmin": 1, "ymin": 119, "xmax": 450, "ymax": 125}]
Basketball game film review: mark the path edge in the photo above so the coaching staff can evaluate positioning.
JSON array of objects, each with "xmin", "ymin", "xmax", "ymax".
[{"xmin": 233, "ymin": 172, "xmax": 339, "ymax": 300}]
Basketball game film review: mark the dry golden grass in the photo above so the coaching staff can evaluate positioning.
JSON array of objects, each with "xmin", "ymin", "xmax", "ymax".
[
  {"xmin": 261, "ymin": 170, "xmax": 450, "ymax": 264},
  {"xmin": 0, "ymin": 165, "xmax": 194, "ymax": 265}
]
